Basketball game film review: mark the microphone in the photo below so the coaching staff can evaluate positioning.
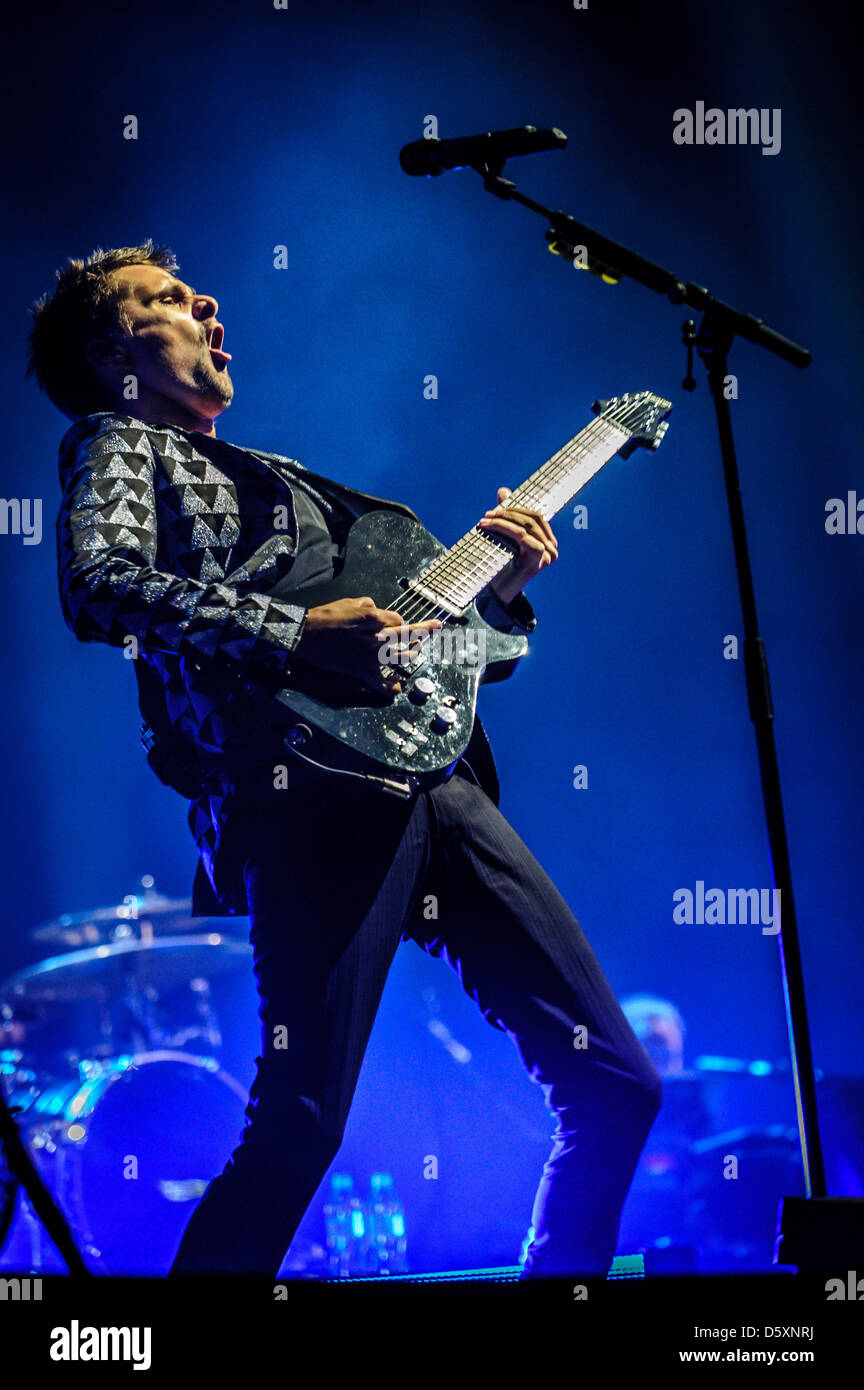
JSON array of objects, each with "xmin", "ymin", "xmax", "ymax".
[{"xmin": 399, "ymin": 125, "xmax": 567, "ymax": 177}]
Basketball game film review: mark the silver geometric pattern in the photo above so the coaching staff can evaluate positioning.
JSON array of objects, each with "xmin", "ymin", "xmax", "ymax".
[{"xmin": 57, "ymin": 411, "xmax": 533, "ymax": 914}]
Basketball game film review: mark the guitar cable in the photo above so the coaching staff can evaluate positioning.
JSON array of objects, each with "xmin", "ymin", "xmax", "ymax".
[{"xmin": 283, "ymin": 726, "xmax": 420, "ymax": 799}]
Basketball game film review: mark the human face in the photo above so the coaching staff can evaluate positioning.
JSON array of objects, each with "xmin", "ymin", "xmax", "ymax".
[
  {"xmin": 641, "ymin": 1015, "xmax": 684, "ymax": 1076},
  {"xmin": 91, "ymin": 263, "xmax": 234, "ymax": 433}
]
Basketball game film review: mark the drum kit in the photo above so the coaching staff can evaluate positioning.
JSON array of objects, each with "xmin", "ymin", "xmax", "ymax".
[{"xmin": 0, "ymin": 878, "xmax": 252, "ymax": 1275}]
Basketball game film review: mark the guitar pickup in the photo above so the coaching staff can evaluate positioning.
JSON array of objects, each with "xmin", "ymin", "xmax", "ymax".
[{"xmin": 405, "ymin": 581, "xmax": 465, "ymax": 619}]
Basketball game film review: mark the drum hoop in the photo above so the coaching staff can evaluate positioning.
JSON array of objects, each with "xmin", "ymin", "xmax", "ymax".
[
  {"xmin": 97, "ymin": 1050, "xmax": 247, "ymax": 1098},
  {"xmin": 70, "ymin": 1050, "xmax": 249, "ymax": 1115},
  {"xmin": 40, "ymin": 1051, "xmax": 248, "ymax": 1270}
]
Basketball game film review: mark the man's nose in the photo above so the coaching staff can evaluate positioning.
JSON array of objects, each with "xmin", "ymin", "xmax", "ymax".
[{"xmin": 192, "ymin": 292, "xmax": 219, "ymax": 321}]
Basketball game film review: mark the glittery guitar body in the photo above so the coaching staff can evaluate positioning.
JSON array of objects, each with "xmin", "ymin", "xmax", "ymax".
[{"xmin": 272, "ymin": 392, "xmax": 672, "ymax": 793}]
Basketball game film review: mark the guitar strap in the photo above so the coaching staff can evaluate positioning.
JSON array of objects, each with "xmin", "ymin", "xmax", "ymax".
[{"xmin": 247, "ymin": 449, "xmax": 422, "ymax": 526}]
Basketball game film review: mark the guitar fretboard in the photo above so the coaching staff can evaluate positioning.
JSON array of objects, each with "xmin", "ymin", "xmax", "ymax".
[{"xmin": 414, "ymin": 416, "xmax": 630, "ymax": 614}]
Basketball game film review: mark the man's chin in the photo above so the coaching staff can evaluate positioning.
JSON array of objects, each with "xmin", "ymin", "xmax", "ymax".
[
  {"xmin": 192, "ymin": 364, "xmax": 234, "ymax": 410},
  {"xmin": 211, "ymin": 375, "xmax": 234, "ymax": 409}
]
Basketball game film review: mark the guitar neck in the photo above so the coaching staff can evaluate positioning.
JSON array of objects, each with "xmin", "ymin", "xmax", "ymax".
[{"xmin": 416, "ymin": 414, "xmax": 631, "ymax": 615}]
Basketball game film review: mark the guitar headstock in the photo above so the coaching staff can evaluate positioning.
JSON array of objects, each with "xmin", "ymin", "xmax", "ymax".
[{"xmin": 592, "ymin": 391, "xmax": 673, "ymax": 458}]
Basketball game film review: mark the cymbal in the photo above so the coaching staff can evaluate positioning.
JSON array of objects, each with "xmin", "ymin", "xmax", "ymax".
[
  {"xmin": 30, "ymin": 892, "xmax": 229, "ymax": 946},
  {"xmin": 1, "ymin": 935, "xmax": 252, "ymax": 1004}
]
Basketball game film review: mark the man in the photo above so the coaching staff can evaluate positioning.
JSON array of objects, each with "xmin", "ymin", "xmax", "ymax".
[
  {"xmin": 618, "ymin": 996, "xmax": 718, "ymax": 1266},
  {"xmin": 28, "ymin": 241, "xmax": 661, "ymax": 1277},
  {"xmin": 621, "ymin": 996, "xmax": 689, "ymax": 1080}
]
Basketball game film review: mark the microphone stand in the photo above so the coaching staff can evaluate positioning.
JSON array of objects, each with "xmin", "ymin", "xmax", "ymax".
[{"xmin": 446, "ymin": 150, "xmax": 861, "ymax": 1266}]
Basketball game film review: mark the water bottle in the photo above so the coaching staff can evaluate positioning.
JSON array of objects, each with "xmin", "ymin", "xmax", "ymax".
[
  {"xmin": 323, "ymin": 1172, "xmax": 369, "ymax": 1276},
  {"xmin": 368, "ymin": 1172, "xmax": 407, "ymax": 1274}
]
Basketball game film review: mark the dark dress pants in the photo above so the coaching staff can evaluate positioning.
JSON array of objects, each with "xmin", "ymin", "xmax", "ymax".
[{"xmin": 170, "ymin": 771, "xmax": 662, "ymax": 1276}]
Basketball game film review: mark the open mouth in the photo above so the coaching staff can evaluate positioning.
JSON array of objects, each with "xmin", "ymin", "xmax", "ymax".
[{"xmin": 207, "ymin": 323, "xmax": 232, "ymax": 365}]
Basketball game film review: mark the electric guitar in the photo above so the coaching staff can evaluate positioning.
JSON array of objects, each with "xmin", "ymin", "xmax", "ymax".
[{"xmin": 275, "ymin": 391, "xmax": 672, "ymax": 794}]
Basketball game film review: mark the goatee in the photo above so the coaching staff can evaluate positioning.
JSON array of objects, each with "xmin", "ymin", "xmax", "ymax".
[{"xmin": 192, "ymin": 360, "xmax": 233, "ymax": 407}]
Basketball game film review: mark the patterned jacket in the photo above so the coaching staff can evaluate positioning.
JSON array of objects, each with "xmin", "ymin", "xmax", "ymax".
[{"xmin": 56, "ymin": 412, "xmax": 536, "ymax": 913}]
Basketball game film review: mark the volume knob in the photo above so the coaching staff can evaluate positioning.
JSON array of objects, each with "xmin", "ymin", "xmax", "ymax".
[
  {"xmin": 408, "ymin": 677, "xmax": 436, "ymax": 706},
  {"xmin": 430, "ymin": 705, "xmax": 459, "ymax": 734}
]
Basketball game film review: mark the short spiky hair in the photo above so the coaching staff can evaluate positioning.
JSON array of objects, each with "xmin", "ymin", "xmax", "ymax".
[{"xmin": 26, "ymin": 240, "xmax": 179, "ymax": 420}]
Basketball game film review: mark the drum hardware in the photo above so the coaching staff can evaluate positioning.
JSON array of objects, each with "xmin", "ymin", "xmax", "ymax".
[
  {"xmin": 0, "ymin": 1074, "xmax": 90, "ymax": 1275},
  {"xmin": 29, "ymin": 876, "xmax": 247, "ymax": 950},
  {"xmin": 4, "ymin": 1051, "xmax": 248, "ymax": 1273},
  {"xmin": 31, "ymin": 891, "xmax": 196, "ymax": 949},
  {"xmin": 3, "ymin": 934, "xmax": 251, "ymax": 1004},
  {"xmin": 0, "ymin": 886, "xmax": 254, "ymax": 1273}
]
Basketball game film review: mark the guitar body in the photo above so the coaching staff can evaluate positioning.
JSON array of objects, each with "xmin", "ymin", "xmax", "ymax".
[
  {"xmin": 266, "ymin": 391, "xmax": 672, "ymax": 790},
  {"xmin": 273, "ymin": 510, "xmax": 528, "ymax": 783}
]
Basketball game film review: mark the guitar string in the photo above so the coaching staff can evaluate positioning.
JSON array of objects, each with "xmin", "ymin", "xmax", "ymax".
[
  {"xmin": 393, "ymin": 415, "xmax": 622, "ymax": 622},
  {"xmin": 383, "ymin": 399, "xmax": 650, "ymax": 645},
  {"xmin": 420, "ymin": 418, "xmax": 627, "ymax": 602},
  {"xmin": 386, "ymin": 406, "xmax": 640, "ymax": 638},
  {"xmin": 413, "ymin": 400, "xmax": 647, "ymax": 602}
]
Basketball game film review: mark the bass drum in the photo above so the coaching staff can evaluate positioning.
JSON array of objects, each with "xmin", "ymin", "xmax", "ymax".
[{"xmin": 25, "ymin": 1050, "xmax": 248, "ymax": 1274}]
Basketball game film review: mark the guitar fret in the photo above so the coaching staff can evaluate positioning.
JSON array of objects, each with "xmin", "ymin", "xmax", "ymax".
[
  {"xmin": 278, "ymin": 390, "xmax": 670, "ymax": 785},
  {"xmin": 422, "ymin": 417, "xmax": 631, "ymax": 610}
]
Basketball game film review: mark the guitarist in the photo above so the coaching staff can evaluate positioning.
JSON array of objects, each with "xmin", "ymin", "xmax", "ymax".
[{"xmin": 29, "ymin": 241, "xmax": 662, "ymax": 1277}]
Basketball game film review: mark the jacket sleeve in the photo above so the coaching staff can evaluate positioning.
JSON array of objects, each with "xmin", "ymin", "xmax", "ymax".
[
  {"xmin": 56, "ymin": 417, "xmax": 307, "ymax": 682},
  {"xmin": 476, "ymin": 584, "xmax": 537, "ymax": 636}
]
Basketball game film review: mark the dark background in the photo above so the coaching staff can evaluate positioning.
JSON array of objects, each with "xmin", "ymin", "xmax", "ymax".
[{"xmin": 1, "ymin": 0, "xmax": 861, "ymax": 1270}]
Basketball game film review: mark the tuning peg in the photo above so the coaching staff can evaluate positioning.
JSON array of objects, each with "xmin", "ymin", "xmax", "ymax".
[{"xmin": 650, "ymin": 421, "xmax": 669, "ymax": 450}]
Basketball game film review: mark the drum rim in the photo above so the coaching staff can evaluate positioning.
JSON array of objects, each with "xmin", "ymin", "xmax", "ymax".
[
  {"xmin": 29, "ymin": 1049, "xmax": 248, "ymax": 1273},
  {"xmin": 36, "ymin": 1050, "xmax": 248, "ymax": 1120}
]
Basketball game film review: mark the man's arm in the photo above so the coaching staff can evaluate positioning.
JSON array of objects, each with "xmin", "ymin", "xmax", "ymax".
[
  {"xmin": 473, "ymin": 484, "xmax": 555, "ymax": 638},
  {"xmin": 478, "ymin": 486, "xmax": 558, "ymax": 611},
  {"xmin": 57, "ymin": 417, "xmax": 307, "ymax": 682}
]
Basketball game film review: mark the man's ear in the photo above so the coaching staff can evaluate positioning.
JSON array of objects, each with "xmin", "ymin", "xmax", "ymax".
[{"xmin": 84, "ymin": 335, "xmax": 131, "ymax": 372}]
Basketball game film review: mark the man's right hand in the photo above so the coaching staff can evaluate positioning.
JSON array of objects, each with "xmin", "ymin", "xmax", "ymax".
[{"xmin": 294, "ymin": 596, "xmax": 443, "ymax": 694}]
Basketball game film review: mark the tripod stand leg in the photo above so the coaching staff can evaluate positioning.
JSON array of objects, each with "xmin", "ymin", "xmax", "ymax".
[{"xmin": 0, "ymin": 1090, "xmax": 90, "ymax": 1276}]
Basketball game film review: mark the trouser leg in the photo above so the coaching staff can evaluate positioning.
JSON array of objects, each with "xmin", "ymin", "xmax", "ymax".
[
  {"xmin": 171, "ymin": 781, "xmax": 431, "ymax": 1274},
  {"xmin": 407, "ymin": 775, "xmax": 663, "ymax": 1276}
]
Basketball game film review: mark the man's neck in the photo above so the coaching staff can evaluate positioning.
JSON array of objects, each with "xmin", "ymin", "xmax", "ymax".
[{"xmin": 114, "ymin": 392, "xmax": 220, "ymax": 436}]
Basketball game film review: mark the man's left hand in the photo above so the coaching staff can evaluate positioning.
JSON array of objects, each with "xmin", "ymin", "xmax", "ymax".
[{"xmin": 477, "ymin": 487, "xmax": 558, "ymax": 605}]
